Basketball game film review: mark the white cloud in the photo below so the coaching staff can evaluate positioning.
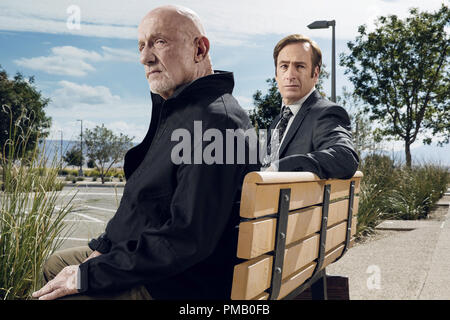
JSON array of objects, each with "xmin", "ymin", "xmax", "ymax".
[
  {"xmin": 14, "ymin": 52, "xmax": 96, "ymax": 77},
  {"xmin": 0, "ymin": 0, "xmax": 446, "ymax": 44},
  {"xmin": 235, "ymin": 96, "xmax": 253, "ymax": 109},
  {"xmin": 14, "ymin": 45, "xmax": 138, "ymax": 76},
  {"xmin": 45, "ymin": 81, "xmax": 150, "ymax": 141},
  {"xmin": 48, "ymin": 107, "xmax": 150, "ymax": 143},
  {"xmin": 51, "ymin": 80, "xmax": 120, "ymax": 107},
  {"xmin": 101, "ymin": 46, "xmax": 138, "ymax": 62},
  {"xmin": 51, "ymin": 46, "xmax": 102, "ymax": 61}
]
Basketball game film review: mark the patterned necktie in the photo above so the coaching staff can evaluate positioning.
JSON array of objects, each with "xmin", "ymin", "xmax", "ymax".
[
  {"xmin": 263, "ymin": 106, "xmax": 293, "ymax": 167},
  {"xmin": 276, "ymin": 106, "xmax": 294, "ymax": 144}
]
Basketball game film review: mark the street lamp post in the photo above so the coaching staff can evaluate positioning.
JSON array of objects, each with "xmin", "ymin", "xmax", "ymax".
[
  {"xmin": 307, "ymin": 20, "xmax": 336, "ymax": 103},
  {"xmin": 77, "ymin": 119, "xmax": 83, "ymax": 176}
]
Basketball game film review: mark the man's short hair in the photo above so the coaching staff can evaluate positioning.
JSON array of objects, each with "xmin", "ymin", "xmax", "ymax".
[{"xmin": 273, "ymin": 34, "xmax": 322, "ymax": 77}]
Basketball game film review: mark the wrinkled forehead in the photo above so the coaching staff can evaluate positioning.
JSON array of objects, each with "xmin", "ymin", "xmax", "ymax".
[{"xmin": 138, "ymin": 9, "xmax": 197, "ymax": 41}]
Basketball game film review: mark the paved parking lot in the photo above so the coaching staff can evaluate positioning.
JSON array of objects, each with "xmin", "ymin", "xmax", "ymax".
[{"xmin": 56, "ymin": 186, "xmax": 123, "ymax": 250}]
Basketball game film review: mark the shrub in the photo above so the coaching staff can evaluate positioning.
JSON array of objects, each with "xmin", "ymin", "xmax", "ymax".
[
  {"xmin": 84, "ymin": 169, "xmax": 99, "ymax": 177},
  {"xmin": 355, "ymin": 154, "xmax": 397, "ymax": 235},
  {"xmin": 0, "ymin": 106, "xmax": 75, "ymax": 299},
  {"xmin": 385, "ymin": 164, "xmax": 449, "ymax": 220},
  {"xmin": 58, "ymin": 169, "xmax": 69, "ymax": 176},
  {"xmin": 65, "ymin": 174, "xmax": 75, "ymax": 181},
  {"xmin": 356, "ymin": 153, "xmax": 449, "ymax": 235},
  {"xmin": 59, "ymin": 168, "xmax": 78, "ymax": 177}
]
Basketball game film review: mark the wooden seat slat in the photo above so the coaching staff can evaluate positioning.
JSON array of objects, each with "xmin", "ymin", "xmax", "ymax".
[
  {"xmin": 252, "ymin": 239, "xmax": 354, "ymax": 300},
  {"xmin": 231, "ymin": 217, "xmax": 357, "ymax": 300},
  {"xmin": 237, "ymin": 197, "xmax": 359, "ymax": 259}
]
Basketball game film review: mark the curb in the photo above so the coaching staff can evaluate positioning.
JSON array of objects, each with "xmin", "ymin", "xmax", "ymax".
[{"xmin": 63, "ymin": 183, "xmax": 125, "ymax": 188}]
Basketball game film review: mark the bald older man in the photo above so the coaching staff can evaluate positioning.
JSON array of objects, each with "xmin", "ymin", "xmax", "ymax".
[{"xmin": 33, "ymin": 5, "xmax": 258, "ymax": 300}]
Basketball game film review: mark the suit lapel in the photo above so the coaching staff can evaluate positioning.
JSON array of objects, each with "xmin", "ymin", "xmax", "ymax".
[{"xmin": 278, "ymin": 90, "xmax": 320, "ymax": 156}]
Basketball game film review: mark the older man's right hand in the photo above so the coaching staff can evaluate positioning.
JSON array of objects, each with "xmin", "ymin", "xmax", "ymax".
[{"xmin": 83, "ymin": 250, "xmax": 102, "ymax": 263}]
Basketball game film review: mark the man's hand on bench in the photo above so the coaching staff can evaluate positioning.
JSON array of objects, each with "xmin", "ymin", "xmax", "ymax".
[{"xmin": 32, "ymin": 265, "xmax": 79, "ymax": 300}]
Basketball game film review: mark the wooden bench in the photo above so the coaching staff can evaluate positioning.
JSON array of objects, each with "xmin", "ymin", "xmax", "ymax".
[{"xmin": 231, "ymin": 171, "xmax": 363, "ymax": 300}]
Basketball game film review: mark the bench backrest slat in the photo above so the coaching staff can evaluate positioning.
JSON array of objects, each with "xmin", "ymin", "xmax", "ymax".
[
  {"xmin": 231, "ymin": 171, "xmax": 362, "ymax": 300},
  {"xmin": 252, "ymin": 240, "xmax": 353, "ymax": 300},
  {"xmin": 237, "ymin": 197, "xmax": 359, "ymax": 259},
  {"xmin": 239, "ymin": 172, "xmax": 362, "ymax": 219}
]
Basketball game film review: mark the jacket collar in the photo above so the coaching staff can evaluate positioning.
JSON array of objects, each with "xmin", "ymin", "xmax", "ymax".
[
  {"xmin": 150, "ymin": 70, "xmax": 234, "ymax": 106},
  {"xmin": 278, "ymin": 89, "xmax": 321, "ymax": 155}
]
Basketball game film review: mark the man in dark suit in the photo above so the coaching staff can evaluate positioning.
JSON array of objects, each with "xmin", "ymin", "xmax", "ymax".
[{"xmin": 262, "ymin": 34, "xmax": 359, "ymax": 179}]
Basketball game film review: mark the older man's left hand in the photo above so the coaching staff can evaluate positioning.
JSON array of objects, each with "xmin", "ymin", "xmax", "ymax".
[{"xmin": 32, "ymin": 265, "xmax": 79, "ymax": 300}]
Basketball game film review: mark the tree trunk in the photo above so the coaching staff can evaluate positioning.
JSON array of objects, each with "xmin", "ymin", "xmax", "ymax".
[{"xmin": 405, "ymin": 141, "xmax": 412, "ymax": 168}]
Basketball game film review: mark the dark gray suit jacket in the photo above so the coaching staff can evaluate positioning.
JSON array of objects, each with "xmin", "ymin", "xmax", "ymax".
[{"xmin": 269, "ymin": 90, "xmax": 359, "ymax": 179}]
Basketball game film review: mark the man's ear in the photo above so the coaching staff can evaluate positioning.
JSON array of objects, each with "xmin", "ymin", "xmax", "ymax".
[
  {"xmin": 194, "ymin": 36, "xmax": 210, "ymax": 63},
  {"xmin": 313, "ymin": 65, "xmax": 320, "ymax": 80}
]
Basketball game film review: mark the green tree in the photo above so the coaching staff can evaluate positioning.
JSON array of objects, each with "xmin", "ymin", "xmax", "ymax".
[
  {"xmin": 84, "ymin": 125, "xmax": 133, "ymax": 184},
  {"xmin": 0, "ymin": 67, "xmax": 51, "ymax": 159},
  {"xmin": 249, "ymin": 78, "xmax": 281, "ymax": 131},
  {"xmin": 340, "ymin": 5, "xmax": 449, "ymax": 167},
  {"xmin": 87, "ymin": 158, "xmax": 96, "ymax": 169},
  {"xmin": 337, "ymin": 87, "xmax": 382, "ymax": 156},
  {"xmin": 249, "ymin": 64, "xmax": 330, "ymax": 130},
  {"xmin": 63, "ymin": 145, "xmax": 84, "ymax": 168}
]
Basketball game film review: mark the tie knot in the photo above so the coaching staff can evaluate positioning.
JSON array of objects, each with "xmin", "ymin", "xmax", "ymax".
[{"xmin": 281, "ymin": 106, "xmax": 293, "ymax": 119}]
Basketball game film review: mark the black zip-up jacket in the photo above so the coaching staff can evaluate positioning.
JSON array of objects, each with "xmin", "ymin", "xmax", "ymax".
[{"xmin": 79, "ymin": 71, "xmax": 259, "ymax": 299}]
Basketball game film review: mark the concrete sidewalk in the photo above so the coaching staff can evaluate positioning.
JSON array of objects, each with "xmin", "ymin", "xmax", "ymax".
[
  {"xmin": 326, "ymin": 189, "xmax": 450, "ymax": 300},
  {"xmin": 63, "ymin": 181, "xmax": 125, "ymax": 188}
]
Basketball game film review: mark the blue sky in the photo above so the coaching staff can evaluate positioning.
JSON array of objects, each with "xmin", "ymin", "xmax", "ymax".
[{"xmin": 0, "ymin": 0, "xmax": 448, "ymax": 163}]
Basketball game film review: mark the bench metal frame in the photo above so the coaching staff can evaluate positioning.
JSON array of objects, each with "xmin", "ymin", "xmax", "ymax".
[{"xmin": 267, "ymin": 181, "xmax": 355, "ymax": 300}]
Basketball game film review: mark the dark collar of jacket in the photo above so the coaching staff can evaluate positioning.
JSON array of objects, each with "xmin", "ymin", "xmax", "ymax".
[
  {"xmin": 123, "ymin": 70, "xmax": 235, "ymax": 179},
  {"xmin": 268, "ymin": 89, "xmax": 321, "ymax": 153},
  {"xmin": 151, "ymin": 70, "xmax": 234, "ymax": 107},
  {"xmin": 278, "ymin": 89, "xmax": 322, "ymax": 155}
]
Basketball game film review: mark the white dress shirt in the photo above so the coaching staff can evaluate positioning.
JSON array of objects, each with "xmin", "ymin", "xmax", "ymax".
[
  {"xmin": 265, "ymin": 86, "xmax": 316, "ymax": 172},
  {"xmin": 278, "ymin": 86, "xmax": 316, "ymax": 147}
]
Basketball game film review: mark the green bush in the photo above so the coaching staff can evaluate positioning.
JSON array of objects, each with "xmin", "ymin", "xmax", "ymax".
[
  {"xmin": 385, "ymin": 164, "xmax": 449, "ymax": 220},
  {"xmin": 84, "ymin": 169, "xmax": 100, "ymax": 177},
  {"xmin": 65, "ymin": 174, "xmax": 75, "ymax": 181},
  {"xmin": 58, "ymin": 169, "xmax": 69, "ymax": 176},
  {"xmin": 83, "ymin": 168, "xmax": 124, "ymax": 179},
  {"xmin": 59, "ymin": 168, "xmax": 78, "ymax": 177},
  {"xmin": 356, "ymin": 154, "xmax": 449, "ymax": 235},
  {"xmin": 107, "ymin": 168, "xmax": 124, "ymax": 177},
  {"xmin": 356, "ymin": 154, "xmax": 396, "ymax": 235}
]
